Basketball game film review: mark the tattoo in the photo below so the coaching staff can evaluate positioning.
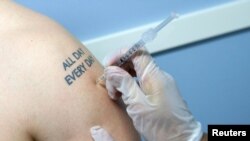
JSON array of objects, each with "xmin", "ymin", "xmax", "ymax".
[{"xmin": 63, "ymin": 48, "xmax": 95, "ymax": 86}]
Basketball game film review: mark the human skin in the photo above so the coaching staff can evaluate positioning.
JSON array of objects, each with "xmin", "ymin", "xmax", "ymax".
[
  {"xmin": 202, "ymin": 134, "xmax": 208, "ymax": 141},
  {"xmin": 0, "ymin": 1, "xmax": 140, "ymax": 141}
]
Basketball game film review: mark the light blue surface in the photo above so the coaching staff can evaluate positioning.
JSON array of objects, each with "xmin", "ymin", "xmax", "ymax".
[
  {"xmin": 14, "ymin": 0, "xmax": 250, "ymax": 133},
  {"xmin": 15, "ymin": 0, "xmax": 232, "ymax": 40},
  {"xmin": 153, "ymin": 29, "xmax": 250, "ymax": 131}
]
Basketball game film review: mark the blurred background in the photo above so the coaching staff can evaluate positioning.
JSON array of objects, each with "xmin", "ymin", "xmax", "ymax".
[{"xmin": 15, "ymin": 0, "xmax": 250, "ymax": 132}]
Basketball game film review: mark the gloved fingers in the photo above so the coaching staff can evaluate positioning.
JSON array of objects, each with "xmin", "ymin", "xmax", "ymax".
[
  {"xmin": 103, "ymin": 46, "xmax": 166, "ymax": 97},
  {"xmin": 90, "ymin": 126, "xmax": 115, "ymax": 141},
  {"xmin": 105, "ymin": 66, "xmax": 132, "ymax": 101},
  {"xmin": 102, "ymin": 47, "xmax": 136, "ymax": 77},
  {"xmin": 105, "ymin": 74, "xmax": 121, "ymax": 100},
  {"xmin": 102, "ymin": 47, "xmax": 129, "ymax": 67},
  {"xmin": 130, "ymin": 47, "xmax": 156, "ymax": 80},
  {"xmin": 102, "ymin": 46, "xmax": 158, "ymax": 86},
  {"xmin": 104, "ymin": 66, "xmax": 128, "ymax": 100},
  {"xmin": 105, "ymin": 66, "xmax": 149, "ymax": 106}
]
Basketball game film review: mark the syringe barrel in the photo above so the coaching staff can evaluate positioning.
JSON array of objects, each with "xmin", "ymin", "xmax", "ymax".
[
  {"xmin": 96, "ymin": 40, "xmax": 145, "ymax": 86},
  {"xmin": 96, "ymin": 13, "xmax": 178, "ymax": 86},
  {"xmin": 114, "ymin": 40, "xmax": 145, "ymax": 66}
]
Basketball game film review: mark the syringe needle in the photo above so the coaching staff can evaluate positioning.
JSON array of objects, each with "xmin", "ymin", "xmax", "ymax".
[
  {"xmin": 154, "ymin": 12, "xmax": 179, "ymax": 33},
  {"xmin": 97, "ymin": 13, "xmax": 179, "ymax": 86},
  {"xmin": 141, "ymin": 12, "xmax": 178, "ymax": 44}
]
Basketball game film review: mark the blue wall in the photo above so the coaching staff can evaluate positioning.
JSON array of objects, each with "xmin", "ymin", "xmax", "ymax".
[
  {"xmin": 15, "ymin": 0, "xmax": 250, "ymax": 132},
  {"xmin": 153, "ymin": 29, "xmax": 250, "ymax": 131},
  {"xmin": 15, "ymin": 0, "xmax": 232, "ymax": 41}
]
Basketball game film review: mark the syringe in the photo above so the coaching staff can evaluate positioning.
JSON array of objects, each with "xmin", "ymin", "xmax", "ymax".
[{"xmin": 97, "ymin": 13, "xmax": 179, "ymax": 85}]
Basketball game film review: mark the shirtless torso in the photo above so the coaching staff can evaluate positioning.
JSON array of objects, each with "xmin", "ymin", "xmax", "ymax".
[{"xmin": 0, "ymin": 1, "xmax": 140, "ymax": 141}]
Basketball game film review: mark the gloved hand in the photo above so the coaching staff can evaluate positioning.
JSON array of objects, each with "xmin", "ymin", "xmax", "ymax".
[
  {"xmin": 90, "ymin": 126, "xmax": 114, "ymax": 141},
  {"xmin": 92, "ymin": 47, "xmax": 203, "ymax": 141}
]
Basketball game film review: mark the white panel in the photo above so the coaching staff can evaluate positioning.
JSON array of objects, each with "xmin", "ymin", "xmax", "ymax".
[{"xmin": 84, "ymin": 0, "xmax": 250, "ymax": 62}]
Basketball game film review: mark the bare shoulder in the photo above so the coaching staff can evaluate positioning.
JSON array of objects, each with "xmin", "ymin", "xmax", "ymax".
[
  {"xmin": 0, "ymin": 0, "xmax": 103, "ymax": 93},
  {"xmin": 0, "ymin": 0, "xmax": 102, "ymax": 140},
  {"xmin": 0, "ymin": 1, "xmax": 139, "ymax": 141}
]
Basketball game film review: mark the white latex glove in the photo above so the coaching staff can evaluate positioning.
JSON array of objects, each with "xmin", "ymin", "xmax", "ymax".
[
  {"xmin": 102, "ymin": 47, "xmax": 203, "ymax": 141},
  {"xmin": 90, "ymin": 126, "xmax": 114, "ymax": 141}
]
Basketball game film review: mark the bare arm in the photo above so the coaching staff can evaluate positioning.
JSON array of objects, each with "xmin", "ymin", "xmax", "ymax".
[{"xmin": 0, "ymin": 1, "xmax": 140, "ymax": 141}]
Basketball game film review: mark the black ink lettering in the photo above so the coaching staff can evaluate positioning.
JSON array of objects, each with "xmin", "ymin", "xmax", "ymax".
[
  {"xmin": 68, "ymin": 57, "xmax": 76, "ymax": 65},
  {"xmin": 78, "ymin": 48, "xmax": 84, "ymax": 54},
  {"xmin": 63, "ymin": 62, "xmax": 70, "ymax": 71},
  {"xmin": 63, "ymin": 51, "xmax": 95, "ymax": 85},
  {"xmin": 73, "ymin": 48, "xmax": 85, "ymax": 60},
  {"xmin": 65, "ymin": 75, "xmax": 74, "ymax": 85},
  {"xmin": 73, "ymin": 67, "xmax": 82, "ymax": 77},
  {"xmin": 64, "ymin": 62, "xmax": 88, "ymax": 85},
  {"xmin": 63, "ymin": 57, "xmax": 76, "ymax": 71},
  {"xmin": 79, "ymin": 62, "xmax": 86, "ymax": 72},
  {"xmin": 63, "ymin": 48, "xmax": 89, "ymax": 85},
  {"xmin": 85, "ymin": 55, "xmax": 95, "ymax": 67},
  {"xmin": 77, "ymin": 66, "xmax": 84, "ymax": 74},
  {"xmin": 73, "ymin": 52, "xmax": 80, "ymax": 60}
]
